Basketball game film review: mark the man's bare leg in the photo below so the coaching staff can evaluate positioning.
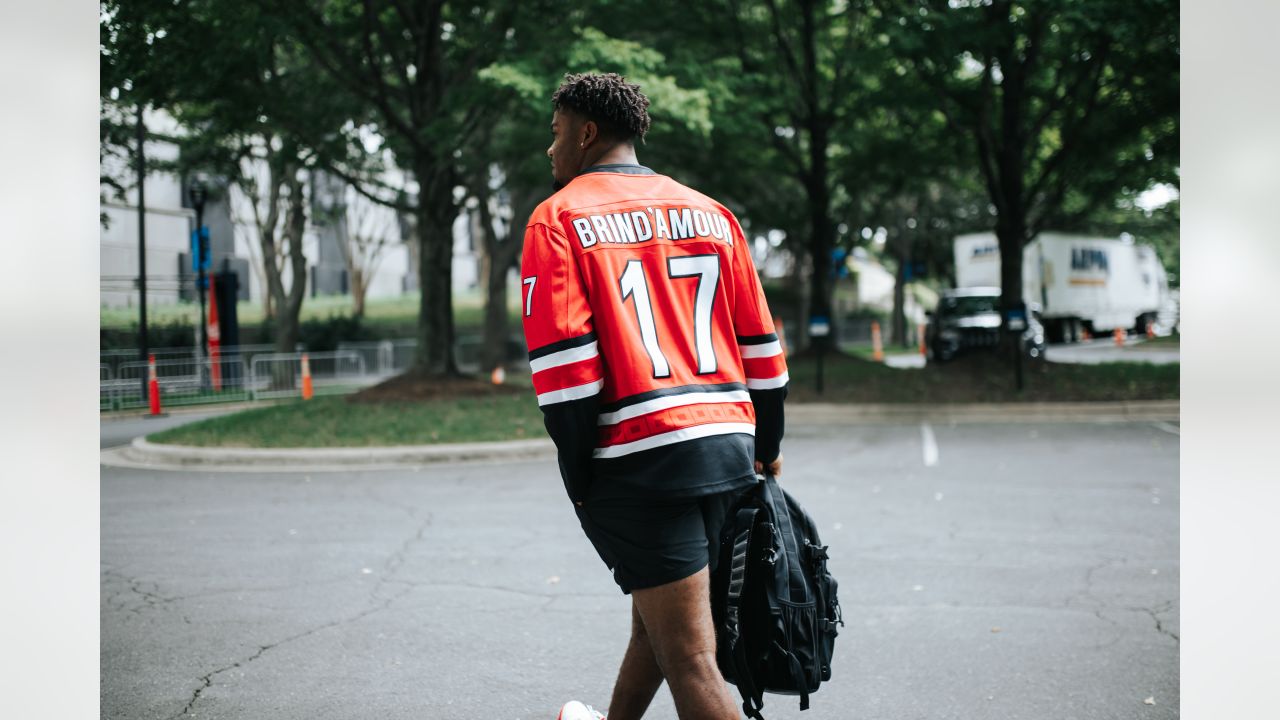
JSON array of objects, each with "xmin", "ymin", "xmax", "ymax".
[
  {"xmin": 604, "ymin": 600, "xmax": 666, "ymax": 720},
  {"xmin": 627, "ymin": 566, "xmax": 739, "ymax": 719}
]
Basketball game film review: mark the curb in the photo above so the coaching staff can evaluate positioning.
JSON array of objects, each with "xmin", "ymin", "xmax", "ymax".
[
  {"xmin": 115, "ymin": 436, "xmax": 556, "ymax": 471},
  {"xmin": 104, "ymin": 400, "xmax": 1178, "ymax": 472},
  {"xmin": 787, "ymin": 400, "xmax": 1179, "ymax": 424}
]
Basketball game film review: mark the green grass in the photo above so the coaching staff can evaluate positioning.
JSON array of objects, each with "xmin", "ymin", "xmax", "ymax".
[
  {"xmin": 147, "ymin": 353, "xmax": 1178, "ymax": 449},
  {"xmin": 149, "ymin": 393, "xmax": 543, "ymax": 447}
]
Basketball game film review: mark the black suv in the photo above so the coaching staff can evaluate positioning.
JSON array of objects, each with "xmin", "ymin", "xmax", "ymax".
[{"xmin": 926, "ymin": 287, "xmax": 1045, "ymax": 362}]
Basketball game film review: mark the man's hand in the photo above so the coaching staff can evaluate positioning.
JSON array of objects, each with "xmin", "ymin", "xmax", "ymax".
[{"xmin": 754, "ymin": 453, "xmax": 783, "ymax": 478}]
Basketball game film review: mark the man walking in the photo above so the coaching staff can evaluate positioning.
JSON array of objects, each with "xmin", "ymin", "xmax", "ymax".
[{"xmin": 521, "ymin": 73, "xmax": 788, "ymax": 720}]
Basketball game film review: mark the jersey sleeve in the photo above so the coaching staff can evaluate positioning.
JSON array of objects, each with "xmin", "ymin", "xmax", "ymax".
[
  {"xmin": 725, "ymin": 212, "xmax": 788, "ymax": 464},
  {"xmin": 521, "ymin": 221, "xmax": 603, "ymax": 504}
]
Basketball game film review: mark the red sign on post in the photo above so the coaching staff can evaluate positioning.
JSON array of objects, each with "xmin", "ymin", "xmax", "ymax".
[{"xmin": 207, "ymin": 275, "xmax": 222, "ymax": 391}]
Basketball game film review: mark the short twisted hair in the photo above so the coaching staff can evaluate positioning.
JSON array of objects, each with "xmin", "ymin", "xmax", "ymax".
[{"xmin": 552, "ymin": 72, "xmax": 651, "ymax": 143}]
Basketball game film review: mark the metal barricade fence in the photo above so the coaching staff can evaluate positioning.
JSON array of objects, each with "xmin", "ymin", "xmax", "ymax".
[
  {"xmin": 336, "ymin": 340, "xmax": 401, "ymax": 376},
  {"xmin": 100, "ymin": 346, "xmax": 198, "ymax": 375},
  {"xmin": 114, "ymin": 355, "xmax": 251, "ymax": 410},
  {"xmin": 454, "ymin": 334, "xmax": 482, "ymax": 372},
  {"xmin": 100, "ymin": 343, "xmax": 302, "ymax": 376},
  {"xmin": 100, "ymin": 364, "xmax": 115, "ymax": 411},
  {"xmin": 248, "ymin": 351, "xmax": 367, "ymax": 401},
  {"xmin": 98, "ymin": 338, "xmax": 542, "ymax": 412},
  {"xmin": 389, "ymin": 339, "xmax": 417, "ymax": 373}
]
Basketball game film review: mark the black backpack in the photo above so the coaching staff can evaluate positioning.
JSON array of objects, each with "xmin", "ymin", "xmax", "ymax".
[{"xmin": 711, "ymin": 473, "xmax": 843, "ymax": 719}]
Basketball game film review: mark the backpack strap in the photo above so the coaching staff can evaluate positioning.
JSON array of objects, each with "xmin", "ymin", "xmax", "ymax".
[
  {"xmin": 724, "ymin": 506, "xmax": 766, "ymax": 719},
  {"xmin": 763, "ymin": 475, "xmax": 809, "ymax": 603},
  {"xmin": 774, "ymin": 640, "xmax": 811, "ymax": 711},
  {"xmin": 808, "ymin": 541, "xmax": 831, "ymax": 636}
]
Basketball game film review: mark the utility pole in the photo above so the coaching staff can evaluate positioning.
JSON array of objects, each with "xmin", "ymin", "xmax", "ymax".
[{"xmin": 135, "ymin": 104, "xmax": 149, "ymax": 401}]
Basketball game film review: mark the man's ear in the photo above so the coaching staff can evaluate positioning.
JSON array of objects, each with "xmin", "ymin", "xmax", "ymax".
[{"xmin": 579, "ymin": 119, "xmax": 599, "ymax": 149}]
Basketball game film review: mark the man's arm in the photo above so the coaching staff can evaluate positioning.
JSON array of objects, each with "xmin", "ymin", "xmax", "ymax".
[
  {"xmin": 521, "ymin": 222, "xmax": 604, "ymax": 505},
  {"xmin": 724, "ymin": 211, "xmax": 788, "ymax": 473}
]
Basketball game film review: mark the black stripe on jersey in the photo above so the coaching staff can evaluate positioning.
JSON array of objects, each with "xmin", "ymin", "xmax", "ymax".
[
  {"xmin": 528, "ymin": 331, "xmax": 598, "ymax": 361},
  {"xmin": 597, "ymin": 381, "xmax": 748, "ymax": 414},
  {"xmin": 736, "ymin": 333, "xmax": 779, "ymax": 345}
]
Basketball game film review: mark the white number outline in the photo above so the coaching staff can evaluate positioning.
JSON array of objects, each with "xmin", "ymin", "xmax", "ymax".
[
  {"xmin": 617, "ymin": 255, "xmax": 722, "ymax": 377},
  {"xmin": 523, "ymin": 276, "xmax": 537, "ymax": 317},
  {"xmin": 619, "ymin": 260, "xmax": 672, "ymax": 378},
  {"xmin": 668, "ymin": 255, "xmax": 720, "ymax": 374}
]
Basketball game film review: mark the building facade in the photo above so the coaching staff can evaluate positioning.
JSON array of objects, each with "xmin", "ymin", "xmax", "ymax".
[{"xmin": 101, "ymin": 110, "xmax": 481, "ymax": 314}]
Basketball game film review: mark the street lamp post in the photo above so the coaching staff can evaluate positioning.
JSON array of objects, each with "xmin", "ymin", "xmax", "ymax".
[
  {"xmin": 188, "ymin": 178, "xmax": 209, "ymax": 368},
  {"xmin": 136, "ymin": 104, "xmax": 149, "ymax": 403}
]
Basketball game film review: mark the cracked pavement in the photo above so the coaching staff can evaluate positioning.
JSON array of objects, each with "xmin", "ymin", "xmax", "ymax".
[{"xmin": 102, "ymin": 419, "xmax": 1178, "ymax": 719}]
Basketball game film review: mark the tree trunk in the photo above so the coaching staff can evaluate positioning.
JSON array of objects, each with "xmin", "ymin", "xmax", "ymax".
[
  {"xmin": 415, "ymin": 163, "xmax": 459, "ymax": 376},
  {"xmin": 800, "ymin": 0, "xmax": 835, "ymax": 350},
  {"xmin": 259, "ymin": 170, "xmax": 286, "ymax": 339},
  {"xmin": 477, "ymin": 186, "xmax": 533, "ymax": 372},
  {"xmin": 995, "ymin": 122, "xmax": 1027, "ymax": 353},
  {"xmin": 351, "ymin": 269, "xmax": 366, "ymax": 319},
  {"xmin": 892, "ymin": 254, "xmax": 908, "ymax": 348},
  {"xmin": 995, "ymin": 11, "xmax": 1029, "ymax": 351},
  {"xmin": 275, "ymin": 170, "xmax": 308, "ymax": 355},
  {"xmin": 476, "ymin": 195, "xmax": 504, "ymax": 371},
  {"xmin": 263, "ymin": 286, "xmax": 275, "ymax": 322},
  {"xmin": 480, "ymin": 249, "xmax": 508, "ymax": 371},
  {"xmin": 805, "ymin": 161, "xmax": 835, "ymax": 349},
  {"xmin": 254, "ymin": 161, "xmax": 297, "ymax": 389}
]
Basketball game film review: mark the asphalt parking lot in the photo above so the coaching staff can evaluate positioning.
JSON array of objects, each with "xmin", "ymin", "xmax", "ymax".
[{"xmin": 102, "ymin": 418, "xmax": 1179, "ymax": 720}]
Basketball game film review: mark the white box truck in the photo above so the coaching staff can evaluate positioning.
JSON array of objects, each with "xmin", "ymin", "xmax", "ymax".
[{"xmin": 953, "ymin": 232, "xmax": 1176, "ymax": 343}]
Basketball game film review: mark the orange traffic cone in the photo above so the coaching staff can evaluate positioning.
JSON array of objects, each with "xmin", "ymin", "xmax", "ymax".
[
  {"xmin": 301, "ymin": 353, "xmax": 314, "ymax": 400},
  {"xmin": 148, "ymin": 354, "xmax": 162, "ymax": 415},
  {"xmin": 1146, "ymin": 323, "xmax": 1156, "ymax": 340},
  {"xmin": 491, "ymin": 366, "xmax": 506, "ymax": 385},
  {"xmin": 1113, "ymin": 327, "xmax": 1125, "ymax": 347},
  {"xmin": 871, "ymin": 321, "xmax": 884, "ymax": 362},
  {"xmin": 918, "ymin": 323, "xmax": 927, "ymax": 357}
]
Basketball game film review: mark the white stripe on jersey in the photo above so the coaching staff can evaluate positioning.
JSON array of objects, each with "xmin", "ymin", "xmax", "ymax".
[
  {"xmin": 739, "ymin": 340, "xmax": 783, "ymax": 359},
  {"xmin": 745, "ymin": 371, "xmax": 789, "ymax": 390},
  {"xmin": 529, "ymin": 341, "xmax": 600, "ymax": 374},
  {"xmin": 597, "ymin": 389, "xmax": 751, "ymax": 426},
  {"xmin": 593, "ymin": 422, "xmax": 756, "ymax": 459},
  {"xmin": 536, "ymin": 379, "xmax": 604, "ymax": 406}
]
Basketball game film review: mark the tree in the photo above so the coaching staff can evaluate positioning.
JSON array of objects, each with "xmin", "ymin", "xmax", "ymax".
[
  {"xmin": 463, "ymin": 23, "xmax": 718, "ymax": 371},
  {"xmin": 223, "ymin": 140, "xmax": 310, "ymax": 351},
  {"xmin": 712, "ymin": 0, "xmax": 878, "ymax": 347},
  {"xmin": 875, "ymin": 0, "xmax": 1179, "ymax": 342},
  {"xmin": 335, "ymin": 186, "xmax": 400, "ymax": 319},
  {"xmin": 274, "ymin": 0, "xmax": 564, "ymax": 376},
  {"xmin": 830, "ymin": 73, "xmax": 991, "ymax": 346},
  {"xmin": 102, "ymin": 0, "xmax": 357, "ymax": 360}
]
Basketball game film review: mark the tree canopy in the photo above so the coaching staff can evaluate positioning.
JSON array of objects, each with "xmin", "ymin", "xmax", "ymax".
[{"xmin": 102, "ymin": 0, "xmax": 1180, "ymax": 361}]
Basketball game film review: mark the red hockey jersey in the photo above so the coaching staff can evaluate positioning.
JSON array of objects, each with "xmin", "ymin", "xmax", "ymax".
[{"xmin": 521, "ymin": 164, "xmax": 787, "ymax": 499}]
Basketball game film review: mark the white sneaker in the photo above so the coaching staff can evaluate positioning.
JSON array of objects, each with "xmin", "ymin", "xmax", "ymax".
[{"xmin": 557, "ymin": 700, "xmax": 605, "ymax": 720}]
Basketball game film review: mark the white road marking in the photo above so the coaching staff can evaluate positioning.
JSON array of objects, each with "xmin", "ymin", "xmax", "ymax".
[
  {"xmin": 1152, "ymin": 421, "xmax": 1180, "ymax": 436},
  {"xmin": 921, "ymin": 423, "xmax": 939, "ymax": 467}
]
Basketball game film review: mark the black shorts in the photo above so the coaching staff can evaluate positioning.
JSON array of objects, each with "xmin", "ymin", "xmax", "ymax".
[{"xmin": 575, "ymin": 487, "xmax": 747, "ymax": 594}]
